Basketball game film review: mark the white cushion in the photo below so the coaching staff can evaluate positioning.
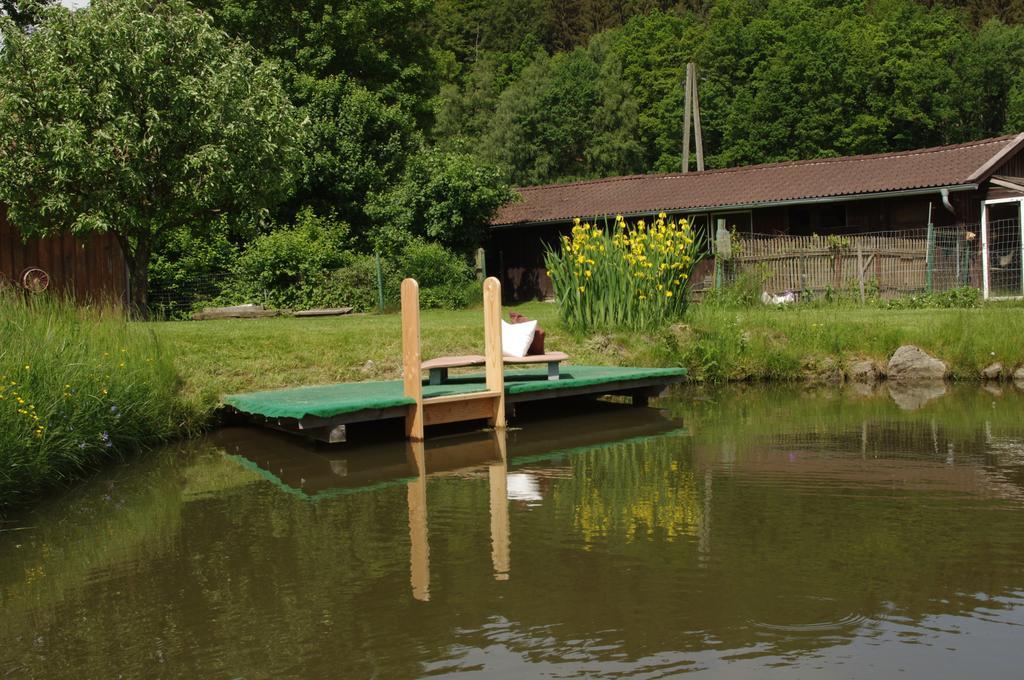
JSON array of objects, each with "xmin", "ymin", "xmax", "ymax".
[{"xmin": 501, "ymin": 319, "xmax": 537, "ymax": 358}]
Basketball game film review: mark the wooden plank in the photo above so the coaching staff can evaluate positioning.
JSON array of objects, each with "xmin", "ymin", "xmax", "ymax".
[
  {"xmin": 401, "ymin": 278, "xmax": 424, "ymax": 440},
  {"xmin": 503, "ymin": 351, "xmax": 569, "ymax": 364},
  {"xmin": 483, "ymin": 277, "xmax": 506, "ymax": 429},
  {"xmin": 506, "ymin": 376, "xmax": 684, "ymax": 404},
  {"xmin": 423, "ymin": 390, "xmax": 501, "ymax": 405},
  {"xmin": 192, "ymin": 308, "xmax": 279, "ymax": 320},
  {"xmin": 423, "ymin": 394, "xmax": 499, "ymax": 427},
  {"xmin": 422, "ymin": 355, "xmax": 485, "ymax": 370},
  {"xmin": 293, "ymin": 307, "xmax": 354, "ymax": 317}
]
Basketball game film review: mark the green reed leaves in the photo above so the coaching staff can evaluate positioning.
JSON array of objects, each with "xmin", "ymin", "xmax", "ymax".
[{"xmin": 544, "ymin": 214, "xmax": 704, "ymax": 332}]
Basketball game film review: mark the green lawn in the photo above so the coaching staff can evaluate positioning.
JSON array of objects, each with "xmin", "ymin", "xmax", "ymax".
[{"xmin": 149, "ymin": 302, "xmax": 1024, "ymax": 418}]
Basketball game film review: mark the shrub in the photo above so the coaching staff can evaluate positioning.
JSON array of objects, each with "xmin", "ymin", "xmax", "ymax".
[
  {"xmin": 0, "ymin": 290, "xmax": 184, "ymax": 512},
  {"xmin": 544, "ymin": 214, "xmax": 704, "ymax": 331},
  {"xmin": 881, "ymin": 286, "xmax": 982, "ymax": 310},
  {"xmin": 395, "ymin": 239, "xmax": 480, "ymax": 310},
  {"xmin": 219, "ymin": 210, "xmax": 351, "ymax": 310},
  {"xmin": 328, "ymin": 254, "xmax": 401, "ymax": 312}
]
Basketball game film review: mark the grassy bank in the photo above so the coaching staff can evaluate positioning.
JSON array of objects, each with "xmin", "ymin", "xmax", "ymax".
[
  {"xmin": 150, "ymin": 301, "xmax": 1024, "ymax": 416},
  {"xmin": 0, "ymin": 292, "xmax": 187, "ymax": 511}
]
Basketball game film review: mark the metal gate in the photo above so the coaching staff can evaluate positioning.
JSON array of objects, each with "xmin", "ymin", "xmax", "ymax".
[{"xmin": 981, "ymin": 198, "xmax": 1024, "ymax": 299}]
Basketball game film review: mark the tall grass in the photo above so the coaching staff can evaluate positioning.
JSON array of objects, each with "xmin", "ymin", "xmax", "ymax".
[
  {"xmin": 0, "ymin": 289, "xmax": 184, "ymax": 512},
  {"xmin": 545, "ymin": 214, "xmax": 703, "ymax": 332}
]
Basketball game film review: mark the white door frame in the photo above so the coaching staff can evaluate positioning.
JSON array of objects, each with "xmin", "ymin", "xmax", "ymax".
[{"xmin": 980, "ymin": 196, "xmax": 1024, "ymax": 300}]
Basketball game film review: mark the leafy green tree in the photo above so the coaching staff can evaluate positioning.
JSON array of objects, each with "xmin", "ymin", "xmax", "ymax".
[
  {"xmin": 0, "ymin": 0, "xmax": 304, "ymax": 310},
  {"xmin": 0, "ymin": 0, "xmax": 56, "ymax": 29},
  {"xmin": 367, "ymin": 148, "xmax": 514, "ymax": 255},
  {"xmin": 483, "ymin": 48, "xmax": 603, "ymax": 184},
  {"xmin": 191, "ymin": 0, "xmax": 438, "ymax": 123},
  {"xmin": 300, "ymin": 76, "xmax": 422, "ymax": 235}
]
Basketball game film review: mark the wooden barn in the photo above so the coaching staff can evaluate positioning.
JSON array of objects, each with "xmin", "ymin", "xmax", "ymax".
[
  {"xmin": 489, "ymin": 133, "xmax": 1024, "ymax": 301},
  {"xmin": 0, "ymin": 205, "xmax": 128, "ymax": 302}
]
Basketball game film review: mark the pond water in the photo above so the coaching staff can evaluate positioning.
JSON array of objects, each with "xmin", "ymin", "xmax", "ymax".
[{"xmin": 3, "ymin": 384, "xmax": 1024, "ymax": 678}]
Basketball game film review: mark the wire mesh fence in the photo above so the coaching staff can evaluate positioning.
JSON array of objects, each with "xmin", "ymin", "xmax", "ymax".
[
  {"xmin": 699, "ymin": 221, "xmax": 1023, "ymax": 302},
  {"xmin": 147, "ymin": 272, "xmax": 230, "ymax": 320}
]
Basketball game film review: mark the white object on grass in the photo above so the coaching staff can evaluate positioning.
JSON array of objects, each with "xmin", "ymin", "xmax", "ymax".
[{"xmin": 761, "ymin": 291, "xmax": 798, "ymax": 305}]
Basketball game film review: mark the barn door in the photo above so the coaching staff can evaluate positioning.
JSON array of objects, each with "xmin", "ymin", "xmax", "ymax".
[{"xmin": 981, "ymin": 198, "xmax": 1024, "ymax": 299}]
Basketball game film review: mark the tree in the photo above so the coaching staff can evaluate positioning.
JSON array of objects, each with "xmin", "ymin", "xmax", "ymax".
[
  {"xmin": 366, "ymin": 148, "xmax": 514, "ymax": 256},
  {"xmin": 0, "ymin": 0, "xmax": 56, "ymax": 30},
  {"xmin": 191, "ymin": 0, "xmax": 438, "ymax": 124},
  {"xmin": 298, "ymin": 76, "xmax": 422, "ymax": 237},
  {"xmin": 0, "ymin": 0, "xmax": 304, "ymax": 310}
]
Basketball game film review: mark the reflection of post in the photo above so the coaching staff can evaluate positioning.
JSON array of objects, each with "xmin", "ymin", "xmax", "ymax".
[
  {"xmin": 407, "ymin": 441, "xmax": 430, "ymax": 601},
  {"xmin": 489, "ymin": 430, "xmax": 510, "ymax": 581},
  {"xmin": 697, "ymin": 467, "xmax": 712, "ymax": 564}
]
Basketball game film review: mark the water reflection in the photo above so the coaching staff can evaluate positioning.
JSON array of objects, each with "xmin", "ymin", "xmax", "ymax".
[{"xmin": 3, "ymin": 387, "xmax": 1024, "ymax": 678}]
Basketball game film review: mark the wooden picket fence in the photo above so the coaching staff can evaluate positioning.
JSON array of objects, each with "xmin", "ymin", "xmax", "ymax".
[{"xmin": 719, "ymin": 230, "xmax": 979, "ymax": 296}]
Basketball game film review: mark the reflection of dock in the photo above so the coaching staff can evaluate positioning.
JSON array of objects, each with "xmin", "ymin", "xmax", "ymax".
[
  {"xmin": 215, "ymin": 402, "xmax": 683, "ymax": 500},
  {"xmin": 217, "ymin": 402, "xmax": 683, "ymax": 601}
]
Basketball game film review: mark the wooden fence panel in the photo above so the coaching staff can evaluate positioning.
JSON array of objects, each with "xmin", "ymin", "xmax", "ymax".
[
  {"xmin": 0, "ymin": 206, "xmax": 127, "ymax": 302},
  {"xmin": 728, "ymin": 233, "xmax": 936, "ymax": 296}
]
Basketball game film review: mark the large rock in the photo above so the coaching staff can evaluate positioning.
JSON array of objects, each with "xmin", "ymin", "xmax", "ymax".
[
  {"xmin": 887, "ymin": 345, "xmax": 947, "ymax": 383},
  {"xmin": 981, "ymin": 362, "xmax": 1003, "ymax": 381}
]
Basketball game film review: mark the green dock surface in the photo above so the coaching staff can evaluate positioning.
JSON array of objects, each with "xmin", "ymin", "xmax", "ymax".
[{"xmin": 225, "ymin": 365, "xmax": 685, "ymax": 421}]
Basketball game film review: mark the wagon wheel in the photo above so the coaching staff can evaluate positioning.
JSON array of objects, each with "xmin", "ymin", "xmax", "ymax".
[{"xmin": 20, "ymin": 267, "xmax": 50, "ymax": 294}]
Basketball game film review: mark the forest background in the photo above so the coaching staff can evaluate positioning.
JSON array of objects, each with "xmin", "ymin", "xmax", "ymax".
[{"xmin": 4, "ymin": 0, "xmax": 1024, "ymax": 313}]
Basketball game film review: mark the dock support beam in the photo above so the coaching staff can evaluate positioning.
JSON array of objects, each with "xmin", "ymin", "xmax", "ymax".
[
  {"xmin": 402, "ymin": 279, "xmax": 425, "ymax": 440},
  {"xmin": 483, "ymin": 277, "xmax": 506, "ymax": 429}
]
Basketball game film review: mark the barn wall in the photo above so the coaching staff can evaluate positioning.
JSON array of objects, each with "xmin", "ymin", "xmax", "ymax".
[
  {"xmin": 0, "ymin": 205, "xmax": 128, "ymax": 302},
  {"xmin": 490, "ymin": 190, "xmax": 989, "ymax": 302}
]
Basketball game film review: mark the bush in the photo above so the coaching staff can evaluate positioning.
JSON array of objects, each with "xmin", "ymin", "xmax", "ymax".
[
  {"xmin": 0, "ymin": 290, "xmax": 184, "ymax": 512},
  {"xmin": 396, "ymin": 239, "xmax": 480, "ymax": 310},
  {"xmin": 328, "ymin": 254, "xmax": 401, "ymax": 312},
  {"xmin": 219, "ymin": 210, "xmax": 352, "ymax": 310},
  {"xmin": 545, "ymin": 214, "xmax": 704, "ymax": 331},
  {"xmin": 881, "ymin": 286, "xmax": 982, "ymax": 310}
]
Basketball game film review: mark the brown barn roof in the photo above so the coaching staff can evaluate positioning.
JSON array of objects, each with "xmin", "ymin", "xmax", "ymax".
[{"xmin": 493, "ymin": 133, "xmax": 1024, "ymax": 227}]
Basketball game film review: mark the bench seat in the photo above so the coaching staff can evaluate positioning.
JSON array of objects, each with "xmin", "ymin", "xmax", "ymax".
[{"xmin": 422, "ymin": 352, "xmax": 569, "ymax": 384}]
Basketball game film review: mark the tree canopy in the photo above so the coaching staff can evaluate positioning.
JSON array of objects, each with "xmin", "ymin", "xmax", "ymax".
[
  {"xmin": 0, "ymin": 0, "xmax": 304, "ymax": 309},
  {"xmin": 434, "ymin": 0, "xmax": 1024, "ymax": 186}
]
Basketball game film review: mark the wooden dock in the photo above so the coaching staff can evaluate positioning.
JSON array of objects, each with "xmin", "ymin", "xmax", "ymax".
[
  {"xmin": 224, "ymin": 364, "xmax": 685, "ymax": 443},
  {"xmin": 224, "ymin": 276, "xmax": 685, "ymax": 443}
]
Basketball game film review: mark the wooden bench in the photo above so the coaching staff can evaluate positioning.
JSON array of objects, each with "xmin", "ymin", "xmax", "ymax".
[{"xmin": 422, "ymin": 352, "xmax": 570, "ymax": 385}]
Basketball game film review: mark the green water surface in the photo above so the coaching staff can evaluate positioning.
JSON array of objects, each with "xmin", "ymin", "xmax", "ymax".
[{"xmin": 2, "ymin": 385, "xmax": 1024, "ymax": 678}]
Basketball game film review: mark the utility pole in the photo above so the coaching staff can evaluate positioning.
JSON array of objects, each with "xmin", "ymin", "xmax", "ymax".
[{"xmin": 682, "ymin": 62, "xmax": 704, "ymax": 173}]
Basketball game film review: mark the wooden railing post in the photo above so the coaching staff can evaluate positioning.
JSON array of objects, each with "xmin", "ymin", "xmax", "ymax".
[
  {"xmin": 482, "ymin": 277, "xmax": 506, "ymax": 429},
  {"xmin": 401, "ymin": 278, "xmax": 424, "ymax": 440}
]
